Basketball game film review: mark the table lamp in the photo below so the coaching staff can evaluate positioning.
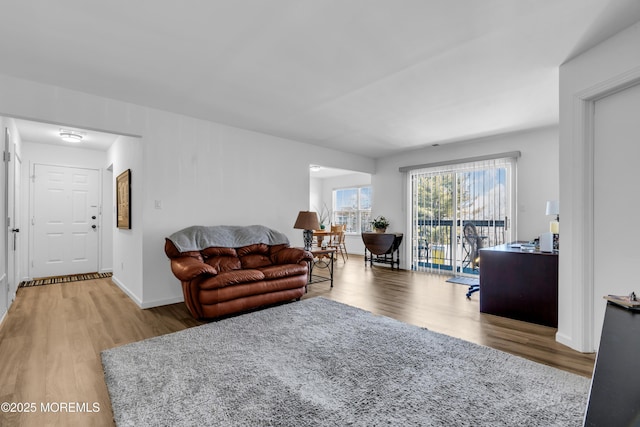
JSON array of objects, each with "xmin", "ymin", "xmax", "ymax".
[
  {"xmin": 294, "ymin": 211, "xmax": 320, "ymax": 250},
  {"xmin": 545, "ymin": 200, "xmax": 559, "ymax": 234}
]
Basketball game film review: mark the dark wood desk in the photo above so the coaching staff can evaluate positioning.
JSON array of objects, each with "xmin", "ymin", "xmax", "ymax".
[
  {"xmin": 362, "ymin": 232, "xmax": 403, "ymax": 270},
  {"xmin": 479, "ymin": 244, "xmax": 558, "ymax": 327}
]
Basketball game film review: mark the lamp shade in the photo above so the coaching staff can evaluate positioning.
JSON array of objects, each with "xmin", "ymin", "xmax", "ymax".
[
  {"xmin": 545, "ymin": 200, "xmax": 559, "ymax": 216},
  {"xmin": 293, "ymin": 211, "xmax": 320, "ymax": 230}
]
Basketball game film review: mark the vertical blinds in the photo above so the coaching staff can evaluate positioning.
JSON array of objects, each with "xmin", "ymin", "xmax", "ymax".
[{"xmin": 407, "ymin": 153, "xmax": 517, "ymax": 273}]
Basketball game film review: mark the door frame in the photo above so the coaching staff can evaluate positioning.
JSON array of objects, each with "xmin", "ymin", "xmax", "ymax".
[
  {"xmin": 2, "ymin": 127, "xmax": 8, "ymax": 310},
  {"xmin": 7, "ymin": 143, "xmax": 21, "ymax": 301},
  {"xmin": 28, "ymin": 162, "xmax": 103, "ymax": 279},
  {"xmin": 563, "ymin": 70, "xmax": 640, "ymax": 352}
]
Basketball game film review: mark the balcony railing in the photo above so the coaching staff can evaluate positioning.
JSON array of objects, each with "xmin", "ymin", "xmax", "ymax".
[{"xmin": 412, "ymin": 219, "xmax": 507, "ymax": 274}]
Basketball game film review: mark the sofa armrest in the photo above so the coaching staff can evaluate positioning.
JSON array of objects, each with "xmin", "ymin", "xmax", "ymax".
[
  {"xmin": 171, "ymin": 257, "xmax": 218, "ymax": 282},
  {"xmin": 271, "ymin": 247, "xmax": 313, "ymax": 265}
]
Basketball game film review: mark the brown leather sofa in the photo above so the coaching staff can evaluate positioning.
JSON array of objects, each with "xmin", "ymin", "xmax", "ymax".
[{"xmin": 165, "ymin": 225, "xmax": 312, "ymax": 319}]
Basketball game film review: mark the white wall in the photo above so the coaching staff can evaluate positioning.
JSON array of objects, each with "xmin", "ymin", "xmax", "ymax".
[
  {"xmin": 102, "ymin": 166, "xmax": 113, "ymax": 273},
  {"xmin": 107, "ymin": 136, "xmax": 144, "ymax": 305},
  {"xmin": 20, "ymin": 142, "xmax": 112, "ymax": 279},
  {"xmin": 558, "ymin": 20, "xmax": 640, "ymax": 352},
  {"xmin": 310, "ymin": 177, "xmax": 322, "ymax": 214},
  {"xmin": 374, "ymin": 126, "xmax": 560, "ymax": 269},
  {"xmin": 0, "ymin": 74, "xmax": 375, "ymax": 308}
]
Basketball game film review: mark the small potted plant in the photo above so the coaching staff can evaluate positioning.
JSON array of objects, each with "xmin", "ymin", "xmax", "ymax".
[
  {"xmin": 316, "ymin": 203, "xmax": 332, "ymax": 229},
  {"xmin": 371, "ymin": 216, "xmax": 390, "ymax": 233}
]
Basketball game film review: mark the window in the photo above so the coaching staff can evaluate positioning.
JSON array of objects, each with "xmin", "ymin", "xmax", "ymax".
[{"xmin": 333, "ymin": 186, "xmax": 371, "ymax": 233}]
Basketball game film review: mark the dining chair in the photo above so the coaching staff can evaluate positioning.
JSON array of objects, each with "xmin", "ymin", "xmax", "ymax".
[{"xmin": 328, "ymin": 224, "xmax": 348, "ymax": 261}]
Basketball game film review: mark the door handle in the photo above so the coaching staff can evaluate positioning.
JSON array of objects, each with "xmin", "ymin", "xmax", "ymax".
[
  {"xmin": 91, "ymin": 225, "xmax": 97, "ymax": 229},
  {"xmin": 12, "ymin": 229, "xmax": 19, "ymax": 251}
]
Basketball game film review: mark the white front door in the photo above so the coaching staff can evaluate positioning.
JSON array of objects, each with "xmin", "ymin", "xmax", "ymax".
[{"xmin": 31, "ymin": 164, "xmax": 100, "ymax": 278}]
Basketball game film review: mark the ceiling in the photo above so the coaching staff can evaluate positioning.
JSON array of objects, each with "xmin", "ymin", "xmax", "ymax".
[
  {"xmin": 12, "ymin": 119, "xmax": 120, "ymax": 152},
  {"xmin": 2, "ymin": 1, "xmax": 640, "ymax": 157}
]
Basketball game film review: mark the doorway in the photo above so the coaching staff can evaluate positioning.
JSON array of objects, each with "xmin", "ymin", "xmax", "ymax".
[
  {"xmin": 592, "ymin": 81, "xmax": 640, "ymax": 348},
  {"xmin": 309, "ymin": 165, "xmax": 372, "ymax": 256},
  {"xmin": 4, "ymin": 117, "xmax": 121, "ymax": 284}
]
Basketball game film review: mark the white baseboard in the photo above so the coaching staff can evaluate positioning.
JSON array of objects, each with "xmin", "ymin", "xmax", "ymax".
[
  {"xmin": 555, "ymin": 331, "xmax": 595, "ymax": 353},
  {"xmin": 140, "ymin": 295, "xmax": 184, "ymax": 309},
  {"xmin": 110, "ymin": 275, "xmax": 144, "ymax": 308},
  {"xmin": 555, "ymin": 331, "xmax": 572, "ymax": 347},
  {"xmin": 110, "ymin": 275, "xmax": 183, "ymax": 309}
]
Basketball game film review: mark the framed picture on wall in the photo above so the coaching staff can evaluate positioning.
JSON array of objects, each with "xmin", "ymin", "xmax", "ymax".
[{"xmin": 116, "ymin": 169, "xmax": 131, "ymax": 229}]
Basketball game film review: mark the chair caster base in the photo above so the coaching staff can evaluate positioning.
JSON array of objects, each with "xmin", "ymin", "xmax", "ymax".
[{"xmin": 466, "ymin": 285, "xmax": 480, "ymax": 299}]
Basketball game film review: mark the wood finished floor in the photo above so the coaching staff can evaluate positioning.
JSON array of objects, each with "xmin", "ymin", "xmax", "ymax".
[{"xmin": 0, "ymin": 255, "xmax": 595, "ymax": 426}]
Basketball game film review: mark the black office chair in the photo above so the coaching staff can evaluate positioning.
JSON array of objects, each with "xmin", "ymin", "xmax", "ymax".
[{"xmin": 463, "ymin": 223, "xmax": 482, "ymax": 298}]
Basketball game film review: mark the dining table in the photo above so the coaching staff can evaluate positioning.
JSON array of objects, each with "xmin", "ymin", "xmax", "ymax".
[{"xmin": 312, "ymin": 229, "xmax": 338, "ymax": 248}]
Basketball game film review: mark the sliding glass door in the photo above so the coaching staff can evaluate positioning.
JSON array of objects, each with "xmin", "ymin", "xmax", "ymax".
[{"xmin": 409, "ymin": 156, "xmax": 516, "ymax": 275}]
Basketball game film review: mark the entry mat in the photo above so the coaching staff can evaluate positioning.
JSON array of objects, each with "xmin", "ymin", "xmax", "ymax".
[{"xmin": 19, "ymin": 272, "xmax": 113, "ymax": 288}]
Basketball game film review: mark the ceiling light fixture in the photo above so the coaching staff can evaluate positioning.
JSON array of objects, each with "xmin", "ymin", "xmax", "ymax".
[{"xmin": 59, "ymin": 130, "xmax": 83, "ymax": 143}]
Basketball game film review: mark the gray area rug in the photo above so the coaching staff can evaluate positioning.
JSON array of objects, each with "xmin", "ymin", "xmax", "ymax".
[{"xmin": 102, "ymin": 297, "xmax": 589, "ymax": 426}]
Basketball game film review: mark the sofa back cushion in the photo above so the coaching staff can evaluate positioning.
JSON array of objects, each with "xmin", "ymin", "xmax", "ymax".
[
  {"xmin": 202, "ymin": 247, "xmax": 241, "ymax": 272},
  {"xmin": 237, "ymin": 244, "xmax": 273, "ymax": 269},
  {"xmin": 269, "ymin": 244, "xmax": 289, "ymax": 257}
]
